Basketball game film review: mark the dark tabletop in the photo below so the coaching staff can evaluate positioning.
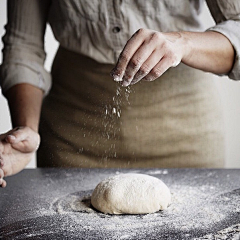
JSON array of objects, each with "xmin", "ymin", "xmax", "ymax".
[{"xmin": 0, "ymin": 168, "xmax": 240, "ymax": 240}]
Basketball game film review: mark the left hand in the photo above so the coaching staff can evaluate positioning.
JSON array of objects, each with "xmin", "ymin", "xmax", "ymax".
[
  {"xmin": 0, "ymin": 126, "xmax": 40, "ymax": 188},
  {"xmin": 111, "ymin": 28, "xmax": 186, "ymax": 86}
]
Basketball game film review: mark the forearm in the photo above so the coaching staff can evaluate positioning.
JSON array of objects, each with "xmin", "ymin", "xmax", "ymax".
[
  {"xmin": 5, "ymin": 84, "xmax": 44, "ymax": 132},
  {"xmin": 111, "ymin": 28, "xmax": 236, "ymax": 86},
  {"xmin": 179, "ymin": 31, "xmax": 235, "ymax": 75}
]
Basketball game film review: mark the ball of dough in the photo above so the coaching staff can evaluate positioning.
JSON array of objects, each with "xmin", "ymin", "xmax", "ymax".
[{"xmin": 91, "ymin": 173, "xmax": 171, "ymax": 214}]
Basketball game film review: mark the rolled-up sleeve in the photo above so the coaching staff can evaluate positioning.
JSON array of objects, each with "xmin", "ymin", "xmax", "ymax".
[
  {"xmin": 0, "ymin": 0, "xmax": 52, "ymax": 96},
  {"xmin": 206, "ymin": 0, "xmax": 240, "ymax": 80}
]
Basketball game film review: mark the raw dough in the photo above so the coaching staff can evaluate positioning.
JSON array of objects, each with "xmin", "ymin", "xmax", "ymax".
[{"xmin": 91, "ymin": 173, "xmax": 171, "ymax": 214}]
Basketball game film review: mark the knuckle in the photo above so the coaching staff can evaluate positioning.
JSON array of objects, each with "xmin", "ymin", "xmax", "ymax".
[
  {"xmin": 139, "ymin": 64, "xmax": 151, "ymax": 75},
  {"xmin": 151, "ymin": 68, "xmax": 162, "ymax": 78},
  {"xmin": 137, "ymin": 69, "xmax": 146, "ymax": 77},
  {"xmin": 123, "ymin": 73, "xmax": 132, "ymax": 82},
  {"xmin": 130, "ymin": 57, "xmax": 142, "ymax": 69},
  {"xmin": 12, "ymin": 131, "xmax": 21, "ymax": 139},
  {"xmin": 161, "ymin": 41, "xmax": 170, "ymax": 51},
  {"xmin": 159, "ymin": 38, "xmax": 173, "ymax": 51},
  {"xmin": 149, "ymin": 32, "xmax": 161, "ymax": 42},
  {"xmin": 111, "ymin": 67, "xmax": 122, "ymax": 77},
  {"xmin": 0, "ymin": 158, "xmax": 3, "ymax": 168},
  {"xmin": 120, "ymin": 52, "xmax": 130, "ymax": 63},
  {"xmin": 151, "ymin": 32, "xmax": 160, "ymax": 39},
  {"xmin": 0, "ymin": 168, "xmax": 3, "ymax": 177},
  {"xmin": 0, "ymin": 160, "xmax": 8, "ymax": 175},
  {"xmin": 136, "ymin": 28, "xmax": 145, "ymax": 35},
  {"xmin": 168, "ymin": 53, "xmax": 179, "ymax": 66}
]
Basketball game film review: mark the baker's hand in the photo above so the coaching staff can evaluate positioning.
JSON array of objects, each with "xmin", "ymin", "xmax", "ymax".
[
  {"xmin": 0, "ymin": 126, "xmax": 40, "ymax": 188},
  {"xmin": 111, "ymin": 28, "xmax": 187, "ymax": 86}
]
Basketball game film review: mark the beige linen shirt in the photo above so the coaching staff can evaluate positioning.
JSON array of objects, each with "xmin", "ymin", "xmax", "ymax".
[{"xmin": 0, "ymin": 0, "xmax": 240, "ymax": 96}]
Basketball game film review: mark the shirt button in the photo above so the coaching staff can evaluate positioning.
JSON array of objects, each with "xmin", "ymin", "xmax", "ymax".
[{"xmin": 112, "ymin": 26, "xmax": 121, "ymax": 33}]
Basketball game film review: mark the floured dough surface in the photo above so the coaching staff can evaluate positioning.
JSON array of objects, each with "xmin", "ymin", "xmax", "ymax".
[{"xmin": 91, "ymin": 173, "xmax": 171, "ymax": 214}]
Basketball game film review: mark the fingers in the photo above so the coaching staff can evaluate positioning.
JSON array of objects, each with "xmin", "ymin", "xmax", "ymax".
[
  {"xmin": 4, "ymin": 127, "xmax": 23, "ymax": 144},
  {"xmin": 111, "ymin": 29, "xmax": 182, "ymax": 86},
  {"xmin": 0, "ymin": 168, "xmax": 7, "ymax": 188},
  {"xmin": 0, "ymin": 145, "xmax": 6, "ymax": 187},
  {"xmin": 111, "ymin": 28, "xmax": 147, "ymax": 82},
  {"xmin": 0, "ymin": 127, "xmax": 36, "ymax": 186},
  {"xmin": 0, "ymin": 179, "xmax": 7, "ymax": 188},
  {"xmin": 121, "ymin": 38, "xmax": 160, "ymax": 87},
  {"xmin": 130, "ymin": 49, "xmax": 163, "ymax": 85},
  {"xmin": 0, "ymin": 167, "xmax": 4, "ymax": 179},
  {"xmin": 4, "ymin": 127, "xmax": 40, "ymax": 153},
  {"xmin": 143, "ymin": 55, "xmax": 180, "ymax": 82}
]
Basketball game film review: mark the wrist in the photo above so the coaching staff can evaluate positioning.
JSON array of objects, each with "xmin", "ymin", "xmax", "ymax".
[
  {"xmin": 176, "ymin": 31, "xmax": 193, "ymax": 64},
  {"xmin": 12, "ymin": 123, "xmax": 39, "ymax": 133},
  {"xmin": 162, "ymin": 31, "xmax": 192, "ymax": 64}
]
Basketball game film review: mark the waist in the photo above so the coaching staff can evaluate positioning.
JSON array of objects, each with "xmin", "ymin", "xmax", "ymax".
[{"xmin": 52, "ymin": 46, "xmax": 219, "ymax": 107}]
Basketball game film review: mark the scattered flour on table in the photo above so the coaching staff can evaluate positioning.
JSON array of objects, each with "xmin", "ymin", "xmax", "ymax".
[
  {"xmin": 50, "ymin": 180, "xmax": 240, "ymax": 239},
  {"xmin": 194, "ymin": 224, "xmax": 240, "ymax": 240}
]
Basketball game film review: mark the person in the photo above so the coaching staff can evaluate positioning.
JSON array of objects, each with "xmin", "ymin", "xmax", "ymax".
[{"xmin": 0, "ymin": 0, "xmax": 240, "ymax": 188}]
